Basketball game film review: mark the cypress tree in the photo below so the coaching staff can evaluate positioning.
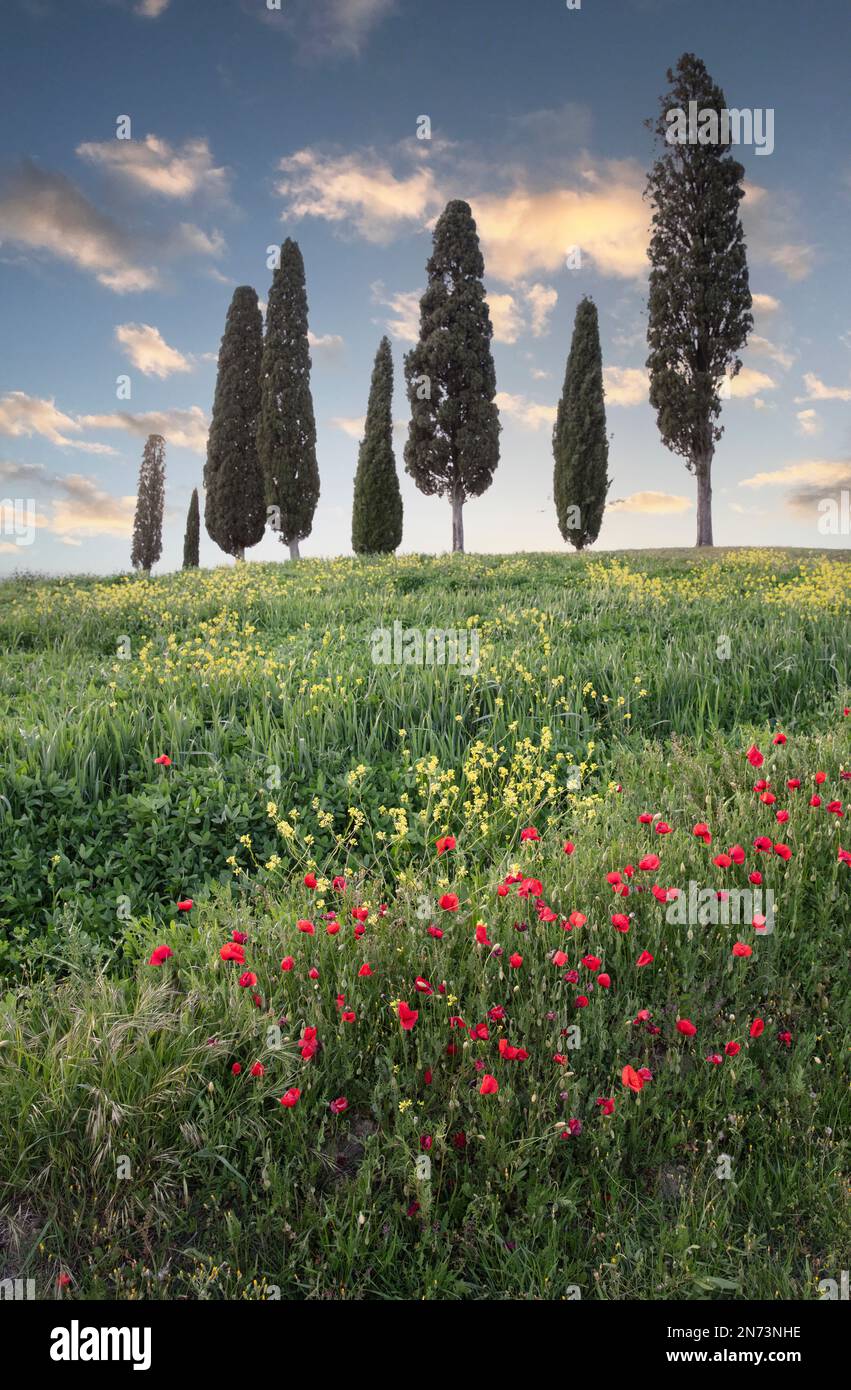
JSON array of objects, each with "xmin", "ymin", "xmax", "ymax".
[
  {"xmin": 204, "ymin": 285, "xmax": 266, "ymax": 561},
  {"xmin": 553, "ymin": 297, "xmax": 610, "ymax": 550},
  {"xmin": 131, "ymin": 433, "xmax": 165, "ymax": 575},
  {"xmin": 646, "ymin": 53, "xmax": 753, "ymax": 546},
  {"xmin": 257, "ymin": 239, "xmax": 320, "ymax": 560},
  {"xmin": 351, "ymin": 336, "xmax": 403, "ymax": 554},
  {"xmin": 404, "ymin": 200, "xmax": 500, "ymax": 553},
  {"xmin": 183, "ymin": 487, "xmax": 200, "ymax": 568}
]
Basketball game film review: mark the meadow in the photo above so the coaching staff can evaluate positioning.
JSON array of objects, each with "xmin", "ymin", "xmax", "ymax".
[{"xmin": 0, "ymin": 547, "xmax": 849, "ymax": 1300}]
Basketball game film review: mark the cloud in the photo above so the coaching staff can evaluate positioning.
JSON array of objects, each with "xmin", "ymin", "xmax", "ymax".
[
  {"xmin": 727, "ymin": 367, "xmax": 777, "ymax": 399},
  {"xmin": 739, "ymin": 459, "xmax": 851, "ymax": 489},
  {"xmin": 525, "ymin": 283, "xmax": 558, "ymax": 337},
  {"xmin": 0, "ymin": 392, "xmax": 117, "ymax": 454},
  {"xmin": 609, "ymin": 491, "xmax": 692, "ymax": 514},
  {"xmin": 331, "ymin": 416, "xmax": 365, "ymax": 440},
  {"xmin": 115, "ymin": 323, "xmax": 192, "ymax": 378},
  {"xmin": 795, "ymin": 372, "xmax": 851, "ymax": 403},
  {"xmin": 752, "ymin": 292, "xmax": 781, "ymax": 317},
  {"xmin": 487, "ymin": 293, "xmax": 525, "ymax": 346},
  {"xmin": 0, "ymin": 162, "xmax": 158, "ymax": 291},
  {"xmin": 308, "ymin": 330, "xmax": 345, "ymax": 359},
  {"xmin": 743, "ymin": 184, "xmax": 816, "ymax": 281},
  {"xmin": 276, "ymin": 147, "xmax": 439, "ymax": 242},
  {"xmin": 763, "ymin": 243, "xmax": 816, "ymax": 281},
  {"xmin": 494, "ymin": 392, "xmax": 555, "ymax": 431},
  {"xmin": 796, "ymin": 409, "xmax": 822, "ymax": 437},
  {"xmin": 371, "ymin": 281, "xmax": 421, "ymax": 343},
  {"xmin": 136, "ymin": 0, "xmax": 170, "ymax": 15},
  {"xmin": 78, "ymin": 407, "xmax": 210, "ymax": 454},
  {"xmin": 77, "ymin": 134, "xmax": 230, "ymax": 202},
  {"xmin": 0, "ymin": 460, "xmax": 136, "ymax": 540},
  {"xmin": 603, "ymin": 366, "xmax": 648, "ymax": 407},
  {"xmin": 263, "ymin": 0, "xmax": 397, "ymax": 59},
  {"xmin": 275, "ymin": 144, "xmax": 649, "ymax": 283},
  {"xmin": 747, "ymin": 335, "xmax": 795, "ymax": 370}
]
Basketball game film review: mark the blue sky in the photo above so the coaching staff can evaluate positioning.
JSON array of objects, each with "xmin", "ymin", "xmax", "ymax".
[{"xmin": 1, "ymin": 0, "xmax": 849, "ymax": 573}]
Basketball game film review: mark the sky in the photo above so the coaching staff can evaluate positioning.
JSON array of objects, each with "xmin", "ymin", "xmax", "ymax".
[{"xmin": 1, "ymin": 0, "xmax": 849, "ymax": 574}]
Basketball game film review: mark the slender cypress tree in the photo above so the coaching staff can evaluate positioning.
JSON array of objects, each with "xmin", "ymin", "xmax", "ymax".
[
  {"xmin": 183, "ymin": 487, "xmax": 200, "ymax": 568},
  {"xmin": 257, "ymin": 239, "xmax": 320, "ymax": 560},
  {"xmin": 204, "ymin": 285, "xmax": 266, "ymax": 561},
  {"xmin": 646, "ymin": 53, "xmax": 753, "ymax": 546},
  {"xmin": 131, "ymin": 433, "xmax": 165, "ymax": 575},
  {"xmin": 404, "ymin": 200, "xmax": 500, "ymax": 553},
  {"xmin": 351, "ymin": 337, "xmax": 403, "ymax": 554},
  {"xmin": 553, "ymin": 297, "xmax": 610, "ymax": 550}
]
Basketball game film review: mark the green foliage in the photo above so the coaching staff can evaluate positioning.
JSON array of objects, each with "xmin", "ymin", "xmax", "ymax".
[
  {"xmin": 183, "ymin": 488, "xmax": 200, "ymax": 569},
  {"xmin": 130, "ymin": 435, "xmax": 165, "ymax": 574},
  {"xmin": 351, "ymin": 338, "xmax": 403, "ymax": 554},
  {"xmin": 553, "ymin": 297, "xmax": 610, "ymax": 550},
  {"xmin": 646, "ymin": 53, "xmax": 753, "ymax": 545},
  {"xmin": 204, "ymin": 286, "xmax": 267, "ymax": 561},
  {"xmin": 257, "ymin": 241, "xmax": 320, "ymax": 557},
  {"xmin": 404, "ymin": 201, "xmax": 500, "ymax": 551}
]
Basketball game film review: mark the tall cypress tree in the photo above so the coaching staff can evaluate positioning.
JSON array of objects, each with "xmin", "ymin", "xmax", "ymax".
[
  {"xmin": 646, "ymin": 53, "xmax": 753, "ymax": 546},
  {"xmin": 257, "ymin": 239, "xmax": 320, "ymax": 560},
  {"xmin": 404, "ymin": 200, "xmax": 500, "ymax": 553},
  {"xmin": 183, "ymin": 487, "xmax": 200, "ymax": 569},
  {"xmin": 352, "ymin": 336, "xmax": 403, "ymax": 554},
  {"xmin": 553, "ymin": 297, "xmax": 610, "ymax": 550},
  {"xmin": 204, "ymin": 285, "xmax": 266, "ymax": 561},
  {"xmin": 131, "ymin": 433, "xmax": 165, "ymax": 575}
]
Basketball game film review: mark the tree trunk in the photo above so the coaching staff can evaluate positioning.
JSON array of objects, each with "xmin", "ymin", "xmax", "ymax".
[
  {"xmin": 234, "ymin": 546, "xmax": 245, "ymax": 562},
  {"xmin": 451, "ymin": 493, "xmax": 464, "ymax": 553},
  {"xmin": 695, "ymin": 454, "xmax": 714, "ymax": 547},
  {"xmin": 288, "ymin": 538, "xmax": 300, "ymax": 561}
]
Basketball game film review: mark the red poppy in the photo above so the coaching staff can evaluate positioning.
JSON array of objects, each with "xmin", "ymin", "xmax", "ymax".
[
  {"xmin": 567, "ymin": 910, "xmax": 587, "ymax": 928},
  {"xmin": 638, "ymin": 853, "xmax": 660, "ymax": 871},
  {"xmin": 596, "ymin": 1096, "xmax": 615, "ymax": 1115},
  {"xmin": 177, "ymin": 898, "xmax": 193, "ymax": 912},
  {"xmin": 746, "ymin": 745, "xmax": 764, "ymax": 768},
  {"xmin": 238, "ymin": 971, "xmax": 257, "ymax": 988},
  {"xmin": 358, "ymin": 962, "xmax": 373, "ymax": 977},
  {"xmin": 638, "ymin": 813, "xmax": 654, "ymax": 824},
  {"xmin": 749, "ymin": 1018, "xmax": 765, "ymax": 1038},
  {"xmin": 596, "ymin": 972, "xmax": 611, "ymax": 989},
  {"xmin": 509, "ymin": 952, "xmax": 523, "ymax": 969},
  {"xmin": 436, "ymin": 835, "xmax": 456, "ymax": 855},
  {"xmin": 479, "ymin": 1074, "xmax": 499, "ymax": 1095},
  {"xmin": 297, "ymin": 919, "xmax": 315, "ymax": 935},
  {"xmin": 351, "ymin": 906, "xmax": 369, "ymax": 922},
  {"xmin": 732, "ymin": 942, "xmax": 753, "ymax": 958},
  {"xmin": 148, "ymin": 944, "xmax": 173, "ymax": 966},
  {"xmin": 329, "ymin": 1096, "xmax": 348, "ymax": 1114},
  {"xmin": 581, "ymin": 954, "xmax": 602, "ymax": 970},
  {"xmin": 725, "ymin": 1041, "xmax": 741, "ymax": 1056},
  {"xmin": 676, "ymin": 1018, "xmax": 697, "ymax": 1037},
  {"xmin": 655, "ymin": 822, "xmax": 673, "ymax": 835},
  {"xmin": 574, "ymin": 995, "xmax": 589, "ymax": 1008},
  {"xmin": 326, "ymin": 920, "xmax": 340, "ymax": 936},
  {"xmin": 439, "ymin": 893, "xmax": 459, "ymax": 911},
  {"xmin": 219, "ymin": 941, "xmax": 245, "ymax": 963},
  {"xmin": 153, "ymin": 754, "xmax": 172, "ymax": 766},
  {"xmin": 279, "ymin": 1088, "xmax": 300, "ymax": 1108},
  {"xmin": 611, "ymin": 913, "xmax": 630, "ymax": 932},
  {"xmin": 713, "ymin": 853, "xmax": 732, "ymax": 869},
  {"xmin": 518, "ymin": 877, "xmax": 543, "ymax": 897},
  {"xmin": 520, "ymin": 826, "xmax": 540, "ymax": 842},
  {"xmin": 563, "ymin": 840, "xmax": 575, "ymax": 855},
  {"xmin": 622, "ymin": 1064, "xmax": 644, "ymax": 1092},
  {"xmin": 231, "ymin": 1062, "xmax": 242, "ymax": 1076},
  {"xmin": 57, "ymin": 1273, "xmax": 72, "ymax": 1288},
  {"xmin": 773, "ymin": 732, "xmax": 787, "ymax": 745},
  {"xmin": 332, "ymin": 875, "xmax": 347, "ymax": 891},
  {"xmin": 280, "ymin": 956, "xmax": 294, "ymax": 972},
  {"xmin": 552, "ymin": 949, "xmax": 568, "ymax": 967},
  {"xmin": 250, "ymin": 1062, "xmax": 265, "ymax": 1078},
  {"xmin": 636, "ymin": 950, "xmax": 654, "ymax": 967},
  {"xmin": 398, "ymin": 1001, "xmax": 418, "ymax": 1031},
  {"xmin": 773, "ymin": 842, "xmax": 792, "ymax": 861},
  {"xmin": 474, "ymin": 922, "xmax": 491, "ymax": 945},
  {"xmin": 303, "ymin": 873, "xmax": 317, "ymax": 889},
  {"xmin": 707, "ymin": 1053, "xmax": 723, "ymax": 1065},
  {"xmin": 341, "ymin": 1010, "xmax": 356, "ymax": 1023},
  {"xmin": 693, "ymin": 822, "xmax": 712, "ymax": 843}
]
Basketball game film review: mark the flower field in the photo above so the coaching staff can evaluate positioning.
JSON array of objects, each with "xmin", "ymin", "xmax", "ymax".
[{"xmin": 1, "ymin": 548, "xmax": 849, "ymax": 1300}]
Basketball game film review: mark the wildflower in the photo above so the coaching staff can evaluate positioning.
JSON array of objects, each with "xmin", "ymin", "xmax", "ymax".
[
  {"xmin": 749, "ymin": 1018, "xmax": 765, "ymax": 1038},
  {"xmin": 479, "ymin": 1074, "xmax": 499, "ymax": 1095},
  {"xmin": 304, "ymin": 873, "xmax": 317, "ymax": 889},
  {"xmin": 622, "ymin": 1064, "xmax": 644, "ymax": 1092},
  {"xmin": 636, "ymin": 951, "xmax": 654, "ymax": 967},
  {"xmin": 176, "ymin": 898, "xmax": 193, "ymax": 912},
  {"xmin": 329, "ymin": 1097, "xmax": 348, "ymax": 1114},
  {"xmin": 250, "ymin": 1062, "xmax": 264, "ymax": 1078},
  {"xmin": 153, "ymin": 754, "xmax": 172, "ymax": 766},
  {"xmin": 676, "ymin": 1018, "xmax": 697, "ymax": 1037},
  {"xmin": 597, "ymin": 972, "xmax": 611, "ymax": 989},
  {"xmin": 655, "ymin": 821, "xmax": 673, "ymax": 835},
  {"xmin": 439, "ymin": 893, "xmax": 459, "ymax": 911},
  {"xmin": 231, "ymin": 1062, "xmax": 242, "ymax": 1076},
  {"xmin": 398, "ymin": 1001, "xmax": 418, "ymax": 1031},
  {"xmin": 746, "ymin": 745, "xmax": 764, "ymax": 768},
  {"xmin": 436, "ymin": 835, "xmax": 456, "ymax": 854},
  {"xmin": 707, "ymin": 1053, "xmax": 723, "ymax": 1066},
  {"xmin": 280, "ymin": 956, "xmax": 294, "ymax": 971},
  {"xmin": 563, "ymin": 840, "xmax": 575, "ymax": 855},
  {"xmin": 220, "ymin": 942, "xmax": 245, "ymax": 963},
  {"xmin": 596, "ymin": 1097, "xmax": 615, "ymax": 1115},
  {"xmin": 148, "ymin": 945, "xmax": 173, "ymax": 966},
  {"xmin": 581, "ymin": 954, "xmax": 602, "ymax": 971},
  {"xmin": 297, "ymin": 919, "xmax": 315, "ymax": 935},
  {"xmin": 732, "ymin": 942, "xmax": 752, "ymax": 958},
  {"xmin": 725, "ymin": 1041, "xmax": 741, "ymax": 1056},
  {"xmin": 520, "ymin": 826, "xmax": 540, "ymax": 842},
  {"xmin": 279, "ymin": 1088, "xmax": 300, "ymax": 1108},
  {"xmin": 238, "ymin": 971, "xmax": 257, "ymax": 988},
  {"xmin": 611, "ymin": 913, "xmax": 630, "ymax": 932},
  {"xmin": 358, "ymin": 962, "xmax": 373, "ymax": 977}
]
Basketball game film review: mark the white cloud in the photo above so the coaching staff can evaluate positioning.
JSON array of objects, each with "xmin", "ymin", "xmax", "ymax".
[
  {"xmin": 0, "ymin": 163, "xmax": 158, "ymax": 292},
  {"xmin": 77, "ymin": 134, "xmax": 230, "ymax": 202},
  {"xmin": 748, "ymin": 335, "xmax": 795, "ymax": 370},
  {"xmin": 371, "ymin": 282, "xmax": 421, "ymax": 343},
  {"xmin": 796, "ymin": 409, "xmax": 821, "ymax": 437},
  {"xmin": 270, "ymin": 0, "xmax": 397, "ymax": 59},
  {"xmin": 487, "ymin": 293, "xmax": 525, "ymax": 345},
  {"xmin": 525, "ymin": 282, "xmax": 558, "ymax": 337},
  {"xmin": 795, "ymin": 372, "xmax": 851, "ymax": 403},
  {"xmin": 308, "ymin": 330, "xmax": 345, "ymax": 359},
  {"xmin": 494, "ymin": 391, "xmax": 555, "ymax": 431},
  {"xmin": 609, "ymin": 491, "xmax": 692, "ymax": 515},
  {"xmin": 728, "ymin": 367, "xmax": 778, "ymax": 399},
  {"xmin": 277, "ymin": 147, "xmax": 439, "ymax": 243},
  {"xmin": 739, "ymin": 460, "xmax": 851, "ymax": 489},
  {"xmin": 752, "ymin": 292, "xmax": 781, "ymax": 317},
  {"xmin": 603, "ymin": 366, "xmax": 648, "ymax": 406},
  {"xmin": 0, "ymin": 392, "xmax": 116, "ymax": 454},
  {"xmin": 136, "ymin": 0, "xmax": 171, "ymax": 15},
  {"xmin": 115, "ymin": 323, "xmax": 192, "ymax": 378},
  {"xmin": 331, "ymin": 416, "xmax": 365, "ymax": 439},
  {"xmin": 78, "ymin": 406, "xmax": 210, "ymax": 455}
]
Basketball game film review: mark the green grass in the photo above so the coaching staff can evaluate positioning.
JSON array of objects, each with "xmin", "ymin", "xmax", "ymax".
[{"xmin": 0, "ymin": 548, "xmax": 849, "ymax": 1299}]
